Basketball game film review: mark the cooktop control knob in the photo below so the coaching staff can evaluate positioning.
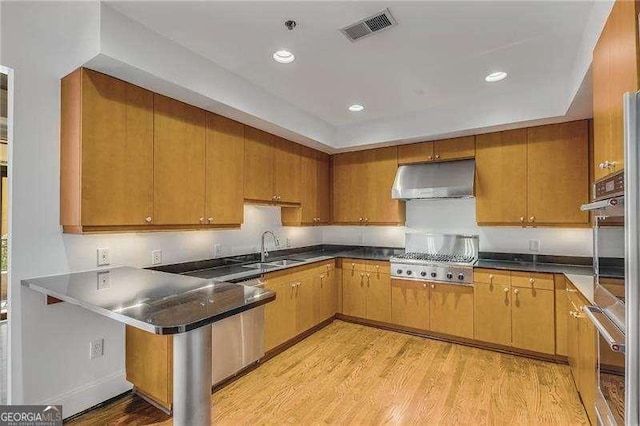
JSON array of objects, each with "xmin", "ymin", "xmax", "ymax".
[
  {"xmin": 446, "ymin": 272, "xmax": 453, "ymax": 279},
  {"xmin": 458, "ymin": 273, "xmax": 465, "ymax": 281},
  {"xmin": 430, "ymin": 272, "xmax": 437, "ymax": 278},
  {"xmin": 406, "ymin": 270, "xmax": 413, "ymax": 276},
  {"xmin": 396, "ymin": 269, "xmax": 403, "ymax": 274},
  {"xmin": 420, "ymin": 271, "xmax": 427, "ymax": 277}
]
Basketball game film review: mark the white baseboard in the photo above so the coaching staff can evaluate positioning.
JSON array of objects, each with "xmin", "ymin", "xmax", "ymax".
[{"xmin": 37, "ymin": 370, "xmax": 132, "ymax": 419}]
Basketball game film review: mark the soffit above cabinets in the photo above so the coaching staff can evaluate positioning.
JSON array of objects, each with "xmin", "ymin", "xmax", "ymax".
[{"xmin": 101, "ymin": 1, "xmax": 610, "ymax": 150}]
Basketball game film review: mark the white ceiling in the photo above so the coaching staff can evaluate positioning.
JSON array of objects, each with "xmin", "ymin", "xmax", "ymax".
[{"xmin": 104, "ymin": 0, "xmax": 607, "ymax": 150}]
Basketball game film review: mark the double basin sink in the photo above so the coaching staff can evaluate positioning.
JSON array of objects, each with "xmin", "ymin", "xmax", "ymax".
[{"xmin": 241, "ymin": 258, "xmax": 306, "ymax": 271}]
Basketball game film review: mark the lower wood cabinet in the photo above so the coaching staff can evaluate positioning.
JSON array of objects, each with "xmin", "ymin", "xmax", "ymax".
[
  {"xmin": 342, "ymin": 259, "xmax": 391, "ymax": 322},
  {"xmin": 391, "ymin": 279, "xmax": 429, "ymax": 330},
  {"xmin": 474, "ymin": 269, "xmax": 555, "ymax": 355},
  {"xmin": 429, "ymin": 282, "xmax": 474, "ymax": 339},
  {"xmin": 264, "ymin": 261, "xmax": 337, "ymax": 352}
]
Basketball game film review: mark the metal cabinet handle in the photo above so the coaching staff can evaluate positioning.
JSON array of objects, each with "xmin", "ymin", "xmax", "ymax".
[
  {"xmin": 277, "ymin": 195, "xmax": 281, "ymax": 201},
  {"xmin": 359, "ymin": 218, "xmax": 363, "ymax": 222},
  {"xmin": 423, "ymin": 283, "xmax": 427, "ymax": 288},
  {"xmin": 529, "ymin": 216, "xmax": 535, "ymax": 223},
  {"xmin": 431, "ymin": 284, "xmax": 435, "ymax": 289},
  {"xmin": 519, "ymin": 216, "xmax": 525, "ymax": 223},
  {"xmin": 364, "ymin": 218, "xmax": 369, "ymax": 223},
  {"xmin": 208, "ymin": 217, "xmax": 213, "ymax": 223},
  {"xmin": 489, "ymin": 274, "xmax": 494, "ymax": 281},
  {"xmin": 272, "ymin": 195, "xmax": 277, "ymax": 200},
  {"xmin": 583, "ymin": 305, "xmax": 625, "ymax": 352},
  {"xmin": 435, "ymin": 154, "xmax": 440, "ymax": 159},
  {"xmin": 199, "ymin": 217, "xmax": 205, "ymax": 223},
  {"xmin": 513, "ymin": 288, "xmax": 520, "ymax": 295},
  {"xmin": 503, "ymin": 287, "xmax": 509, "ymax": 293},
  {"xmin": 529, "ymin": 278, "xmax": 535, "ymax": 284},
  {"xmin": 145, "ymin": 216, "xmax": 152, "ymax": 224},
  {"xmin": 428, "ymin": 155, "xmax": 433, "ymax": 160}
]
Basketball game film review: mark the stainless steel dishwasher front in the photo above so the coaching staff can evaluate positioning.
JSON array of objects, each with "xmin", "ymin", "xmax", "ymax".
[{"xmin": 211, "ymin": 278, "xmax": 265, "ymax": 385}]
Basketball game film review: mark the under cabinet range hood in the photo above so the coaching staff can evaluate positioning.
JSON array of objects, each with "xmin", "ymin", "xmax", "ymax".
[{"xmin": 392, "ymin": 159, "xmax": 475, "ymax": 200}]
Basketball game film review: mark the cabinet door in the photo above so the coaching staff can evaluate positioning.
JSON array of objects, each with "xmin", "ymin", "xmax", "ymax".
[
  {"xmin": 205, "ymin": 113, "xmax": 244, "ymax": 225},
  {"xmin": 397, "ymin": 141, "xmax": 435, "ymax": 164},
  {"xmin": 264, "ymin": 278, "xmax": 297, "ymax": 351},
  {"xmin": 578, "ymin": 314, "xmax": 598, "ymax": 425},
  {"xmin": 566, "ymin": 291, "xmax": 581, "ymax": 387},
  {"xmin": 391, "ymin": 279, "xmax": 429, "ymax": 330},
  {"xmin": 244, "ymin": 127, "xmax": 274, "ymax": 202},
  {"xmin": 295, "ymin": 276, "xmax": 316, "ymax": 334},
  {"xmin": 554, "ymin": 276, "xmax": 569, "ymax": 357},
  {"xmin": 434, "ymin": 136, "xmax": 475, "ymax": 161},
  {"xmin": 332, "ymin": 151, "xmax": 365, "ymax": 223},
  {"xmin": 153, "ymin": 94, "xmax": 206, "ymax": 225},
  {"xmin": 273, "ymin": 137, "xmax": 301, "ymax": 203},
  {"xmin": 475, "ymin": 129, "xmax": 528, "ymax": 225},
  {"xmin": 81, "ymin": 69, "xmax": 154, "ymax": 226},
  {"xmin": 125, "ymin": 326, "xmax": 172, "ymax": 409},
  {"xmin": 593, "ymin": 25, "xmax": 613, "ymax": 182},
  {"xmin": 318, "ymin": 269, "xmax": 336, "ymax": 322},
  {"xmin": 342, "ymin": 268, "xmax": 367, "ymax": 318},
  {"xmin": 511, "ymin": 287, "xmax": 555, "ymax": 354},
  {"xmin": 608, "ymin": 0, "xmax": 639, "ymax": 175},
  {"xmin": 526, "ymin": 121, "xmax": 589, "ymax": 225},
  {"xmin": 474, "ymin": 281, "xmax": 511, "ymax": 346},
  {"xmin": 429, "ymin": 283, "xmax": 474, "ymax": 339},
  {"xmin": 298, "ymin": 147, "xmax": 318, "ymax": 224},
  {"xmin": 316, "ymin": 151, "xmax": 331, "ymax": 224},
  {"xmin": 365, "ymin": 271, "xmax": 391, "ymax": 323},
  {"xmin": 363, "ymin": 147, "xmax": 404, "ymax": 224}
]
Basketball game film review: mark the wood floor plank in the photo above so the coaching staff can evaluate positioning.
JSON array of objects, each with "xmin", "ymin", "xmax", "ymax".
[{"xmin": 67, "ymin": 321, "xmax": 588, "ymax": 425}]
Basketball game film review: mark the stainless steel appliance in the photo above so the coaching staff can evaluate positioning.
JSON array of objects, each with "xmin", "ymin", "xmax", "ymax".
[
  {"xmin": 579, "ymin": 91, "xmax": 640, "ymax": 425},
  {"xmin": 390, "ymin": 233, "xmax": 478, "ymax": 284},
  {"xmin": 391, "ymin": 159, "xmax": 475, "ymax": 200},
  {"xmin": 211, "ymin": 277, "xmax": 265, "ymax": 386}
]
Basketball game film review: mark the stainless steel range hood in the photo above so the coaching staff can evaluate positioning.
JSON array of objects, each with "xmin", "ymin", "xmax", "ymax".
[{"xmin": 391, "ymin": 159, "xmax": 475, "ymax": 200}]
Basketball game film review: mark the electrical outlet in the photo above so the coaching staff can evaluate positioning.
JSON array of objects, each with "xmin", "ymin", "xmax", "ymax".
[
  {"xmin": 97, "ymin": 248, "xmax": 110, "ymax": 266},
  {"xmin": 97, "ymin": 271, "xmax": 110, "ymax": 290},
  {"xmin": 89, "ymin": 338, "xmax": 104, "ymax": 359},
  {"xmin": 286, "ymin": 238, "xmax": 292, "ymax": 248},
  {"xmin": 151, "ymin": 250, "xmax": 162, "ymax": 265},
  {"xmin": 529, "ymin": 239, "xmax": 541, "ymax": 252},
  {"xmin": 213, "ymin": 244, "xmax": 222, "ymax": 257}
]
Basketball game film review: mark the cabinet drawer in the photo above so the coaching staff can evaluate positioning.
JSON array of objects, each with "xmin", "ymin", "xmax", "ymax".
[
  {"xmin": 366, "ymin": 260, "xmax": 390, "ymax": 274},
  {"xmin": 341, "ymin": 259, "xmax": 367, "ymax": 273},
  {"xmin": 511, "ymin": 272, "xmax": 554, "ymax": 290},
  {"xmin": 473, "ymin": 269, "xmax": 510, "ymax": 285}
]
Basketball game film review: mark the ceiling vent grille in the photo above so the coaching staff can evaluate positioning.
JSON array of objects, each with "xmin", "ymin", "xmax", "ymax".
[{"xmin": 340, "ymin": 8, "xmax": 397, "ymax": 42}]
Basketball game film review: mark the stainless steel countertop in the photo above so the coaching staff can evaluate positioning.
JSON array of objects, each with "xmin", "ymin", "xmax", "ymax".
[{"xmin": 22, "ymin": 266, "xmax": 275, "ymax": 335}]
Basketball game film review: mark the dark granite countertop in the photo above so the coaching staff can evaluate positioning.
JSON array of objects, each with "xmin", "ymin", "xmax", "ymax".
[
  {"xmin": 22, "ymin": 266, "xmax": 275, "ymax": 335},
  {"xmin": 474, "ymin": 259, "xmax": 594, "ymax": 276}
]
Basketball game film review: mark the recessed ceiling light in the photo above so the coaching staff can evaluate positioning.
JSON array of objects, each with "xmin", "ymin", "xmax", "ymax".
[
  {"xmin": 348, "ymin": 104, "xmax": 365, "ymax": 112},
  {"xmin": 485, "ymin": 71, "xmax": 507, "ymax": 83},
  {"xmin": 273, "ymin": 50, "xmax": 295, "ymax": 64}
]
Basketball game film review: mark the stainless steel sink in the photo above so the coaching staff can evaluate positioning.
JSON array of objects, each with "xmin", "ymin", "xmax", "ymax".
[
  {"xmin": 240, "ymin": 263, "xmax": 279, "ymax": 270},
  {"xmin": 267, "ymin": 259, "xmax": 305, "ymax": 267}
]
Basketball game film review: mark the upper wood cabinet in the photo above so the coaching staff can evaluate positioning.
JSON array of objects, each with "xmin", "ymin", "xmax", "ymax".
[
  {"xmin": 526, "ymin": 121, "xmax": 589, "ymax": 225},
  {"xmin": 592, "ymin": 0, "xmax": 639, "ymax": 182},
  {"xmin": 244, "ymin": 130, "xmax": 302, "ymax": 205},
  {"xmin": 332, "ymin": 147, "xmax": 405, "ymax": 225},
  {"xmin": 205, "ymin": 114, "xmax": 245, "ymax": 225},
  {"xmin": 281, "ymin": 147, "xmax": 330, "ymax": 226},
  {"xmin": 61, "ymin": 68, "xmax": 154, "ymax": 232},
  {"xmin": 153, "ymin": 94, "xmax": 206, "ymax": 226},
  {"xmin": 476, "ymin": 121, "xmax": 589, "ymax": 227},
  {"xmin": 397, "ymin": 136, "xmax": 475, "ymax": 164}
]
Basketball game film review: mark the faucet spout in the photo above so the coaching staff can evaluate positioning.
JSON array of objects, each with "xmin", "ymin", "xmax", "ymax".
[{"xmin": 261, "ymin": 231, "xmax": 280, "ymax": 263}]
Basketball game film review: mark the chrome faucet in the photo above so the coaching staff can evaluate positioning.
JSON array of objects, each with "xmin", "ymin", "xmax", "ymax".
[{"xmin": 261, "ymin": 231, "xmax": 280, "ymax": 262}]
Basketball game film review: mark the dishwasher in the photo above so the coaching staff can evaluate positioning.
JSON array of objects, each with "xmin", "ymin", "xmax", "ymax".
[{"xmin": 211, "ymin": 277, "xmax": 265, "ymax": 386}]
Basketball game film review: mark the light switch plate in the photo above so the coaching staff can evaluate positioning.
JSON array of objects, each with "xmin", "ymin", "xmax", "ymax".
[
  {"xmin": 529, "ymin": 239, "xmax": 540, "ymax": 252},
  {"xmin": 151, "ymin": 250, "xmax": 162, "ymax": 265},
  {"xmin": 97, "ymin": 248, "xmax": 110, "ymax": 266},
  {"xmin": 89, "ymin": 338, "xmax": 104, "ymax": 359}
]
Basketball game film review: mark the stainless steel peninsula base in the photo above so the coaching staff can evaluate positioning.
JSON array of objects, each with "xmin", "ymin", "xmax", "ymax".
[{"xmin": 22, "ymin": 266, "xmax": 276, "ymax": 426}]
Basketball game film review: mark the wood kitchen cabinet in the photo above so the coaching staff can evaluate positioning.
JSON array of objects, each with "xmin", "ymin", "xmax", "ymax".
[
  {"xmin": 281, "ymin": 147, "xmax": 330, "ymax": 226},
  {"xmin": 554, "ymin": 275, "xmax": 569, "ymax": 357},
  {"xmin": 474, "ymin": 270, "xmax": 512, "ymax": 346},
  {"xmin": 429, "ymin": 282, "xmax": 474, "ymax": 339},
  {"xmin": 474, "ymin": 269, "xmax": 555, "ymax": 355},
  {"xmin": 153, "ymin": 94, "xmax": 206, "ymax": 225},
  {"xmin": 316, "ymin": 262, "xmax": 337, "ymax": 322},
  {"xmin": 342, "ymin": 259, "xmax": 391, "ymax": 322},
  {"xmin": 60, "ymin": 68, "xmax": 154, "ymax": 232},
  {"xmin": 332, "ymin": 147, "xmax": 405, "ymax": 225},
  {"xmin": 391, "ymin": 278, "xmax": 429, "ymax": 330},
  {"xmin": 592, "ymin": 0, "xmax": 639, "ymax": 181},
  {"xmin": 476, "ymin": 121, "xmax": 589, "ymax": 227},
  {"xmin": 397, "ymin": 136, "xmax": 475, "ymax": 164},
  {"xmin": 244, "ymin": 130, "xmax": 301, "ymax": 205},
  {"xmin": 264, "ymin": 275, "xmax": 298, "ymax": 352},
  {"xmin": 205, "ymin": 113, "xmax": 244, "ymax": 225}
]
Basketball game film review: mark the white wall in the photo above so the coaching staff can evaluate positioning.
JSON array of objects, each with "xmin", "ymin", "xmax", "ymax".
[
  {"xmin": 323, "ymin": 198, "xmax": 593, "ymax": 257},
  {"xmin": 0, "ymin": 2, "xmax": 322, "ymax": 417}
]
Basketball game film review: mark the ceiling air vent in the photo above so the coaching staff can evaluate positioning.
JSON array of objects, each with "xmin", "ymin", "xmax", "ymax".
[{"xmin": 340, "ymin": 8, "xmax": 397, "ymax": 42}]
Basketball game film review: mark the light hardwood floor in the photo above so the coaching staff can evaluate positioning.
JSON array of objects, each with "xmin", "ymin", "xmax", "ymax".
[{"xmin": 68, "ymin": 320, "xmax": 588, "ymax": 425}]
